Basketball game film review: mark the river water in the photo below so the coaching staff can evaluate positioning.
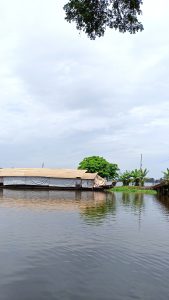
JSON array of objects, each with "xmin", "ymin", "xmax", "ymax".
[{"xmin": 0, "ymin": 189, "xmax": 169, "ymax": 300}]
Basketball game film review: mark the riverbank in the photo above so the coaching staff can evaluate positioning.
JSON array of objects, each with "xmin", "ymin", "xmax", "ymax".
[{"xmin": 110, "ymin": 186, "xmax": 157, "ymax": 194}]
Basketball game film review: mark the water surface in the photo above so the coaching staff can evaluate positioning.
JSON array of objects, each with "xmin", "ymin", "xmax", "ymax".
[{"xmin": 0, "ymin": 189, "xmax": 169, "ymax": 300}]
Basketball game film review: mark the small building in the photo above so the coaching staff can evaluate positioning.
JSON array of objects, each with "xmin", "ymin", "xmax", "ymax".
[{"xmin": 0, "ymin": 168, "xmax": 106, "ymax": 190}]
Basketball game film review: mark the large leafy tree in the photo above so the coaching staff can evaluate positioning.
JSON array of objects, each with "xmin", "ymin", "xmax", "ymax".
[
  {"xmin": 78, "ymin": 156, "xmax": 119, "ymax": 179},
  {"xmin": 64, "ymin": 0, "xmax": 143, "ymax": 39}
]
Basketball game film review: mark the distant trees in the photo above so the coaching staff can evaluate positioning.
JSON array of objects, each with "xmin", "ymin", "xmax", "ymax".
[
  {"xmin": 78, "ymin": 156, "xmax": 119, "ymax": 179},
  {"xmin": 119, "ymin": 168, "xmax": 149, "ymax": 186},
  {"xmin": 64, "ymin": 0, "xmax": 144, "ymax": 39},
  {"xmin": 78, "ymin": 155, "xmax": 150, "ymax": 186}
]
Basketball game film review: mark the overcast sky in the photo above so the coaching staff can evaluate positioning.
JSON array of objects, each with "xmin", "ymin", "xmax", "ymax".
[{"xmin": 0, "ymin": 0, "xmax": 169, "ymax": 177}]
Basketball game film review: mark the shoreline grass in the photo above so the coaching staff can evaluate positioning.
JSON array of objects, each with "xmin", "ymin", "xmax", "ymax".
[{"xmin": 110, "ymin": 186, "xmax": 157, "ymax": 195}]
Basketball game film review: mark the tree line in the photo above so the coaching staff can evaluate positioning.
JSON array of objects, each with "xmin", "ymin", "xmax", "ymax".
[{"xmin": 78, "ymin": 155, "xmax": 168, "ymax": 187}]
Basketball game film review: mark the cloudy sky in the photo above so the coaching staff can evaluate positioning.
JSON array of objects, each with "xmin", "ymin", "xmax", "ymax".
[{"xmin": 0, "ymin": 0, "xmax": 169, "ymax": 177}]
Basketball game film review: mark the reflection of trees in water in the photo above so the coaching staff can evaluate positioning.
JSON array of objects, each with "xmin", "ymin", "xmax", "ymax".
[
  {"xmin": 121, "ymin": 192, "xmax": 145, "ymax": 231},
  {"xmin": 80, "ymin": 192, "xmax": 116, "ymax": 223},
  {"xmin": 121, "ymin": 192, "xmax": 145, "ymax": 212},
  {"xmin": 156, "ymin": 195, "xmax": 169, "ymax": 213}
]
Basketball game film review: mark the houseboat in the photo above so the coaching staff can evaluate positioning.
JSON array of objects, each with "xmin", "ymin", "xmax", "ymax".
[{"xmin": 0, "ymin": 168, "xmax": 107, "ymax": 190}]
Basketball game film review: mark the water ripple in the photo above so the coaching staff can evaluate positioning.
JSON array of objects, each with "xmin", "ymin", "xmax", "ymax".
[{"xmin": 0, "ymin": 190, "xmax": 169, "ymax": 300}]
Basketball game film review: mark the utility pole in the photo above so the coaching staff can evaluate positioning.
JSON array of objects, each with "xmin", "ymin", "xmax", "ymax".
[
  {"xmin": 140, "ymin": 154, "xmax": 143, "ymax": 170},
  {"xmin": 42, "ymin": 162, "xmax": 44, "ymax": 168}
]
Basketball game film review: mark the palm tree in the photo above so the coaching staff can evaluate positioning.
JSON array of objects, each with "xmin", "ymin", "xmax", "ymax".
[
  {"xmin": 163, "ymin": 168, "xmax": 169, "ymax": 181},
  {"xmin": 140, "ymin": 168, "xmax": 149, "ymax": 186},
  {"xmin": 131, "ymin": 168, "xmax": 149, "ymax": 186},
  {"xmin": 131, "ymin": 169, "xmax": 141, "ymax": 186},
  {"xmin": 119, "ymin": 171, "xmax": 132, "ymax": 186}
]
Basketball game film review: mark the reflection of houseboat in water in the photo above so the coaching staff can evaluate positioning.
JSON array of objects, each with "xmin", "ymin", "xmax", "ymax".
[
  {"xmin": 0, "ymin": 168, "xmax": 111, "ymax": 190},
  {"xmin": 0, "ymin": 189, "xmax": 115, "ymax": 214}
]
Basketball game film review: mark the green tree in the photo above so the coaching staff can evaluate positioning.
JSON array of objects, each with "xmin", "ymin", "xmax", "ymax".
[
  {"xmin": 119, "ymin": 170, "xmax": 132, "ymax": 186},
  {"xmin": 64, "ymin": 0, "xmax": 144, "ymax": 40},
  {"xmin": 78, "ymin": 156, "xmax": 119, "ymax": 179},
  {"xmin": 131, "ymin": 168, "xmax": 149, "ymax": 186},
  {"xmin": 139, "ymin": 168, "xmax": 149, "ymax": 186},
  {"xmin": 163, "ymin": 168, "xmax": 169, "ymax": 181}
]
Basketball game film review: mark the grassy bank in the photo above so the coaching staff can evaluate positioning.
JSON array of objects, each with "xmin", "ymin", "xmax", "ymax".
[{"xmin": 110, "ymin": 186, "xmax": 157, "ymax": 195}]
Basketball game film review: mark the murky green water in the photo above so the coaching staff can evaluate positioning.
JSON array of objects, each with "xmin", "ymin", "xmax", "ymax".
[{"xmin": 0, "ymin": 189, "xmax": 169, "ymax": 300}]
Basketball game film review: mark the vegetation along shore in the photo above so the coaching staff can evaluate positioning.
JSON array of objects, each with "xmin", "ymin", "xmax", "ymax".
[
  {"xmin": 110, "ymin": 186, "xmax": 157, "ymax": 195},
  {"xmin": 78, "ymin": 156, "xmax": 169, "ymax": 194}
]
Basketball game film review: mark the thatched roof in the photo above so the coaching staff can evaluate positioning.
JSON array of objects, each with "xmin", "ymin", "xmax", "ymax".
[{"xmin": 0, "ymin": 168, "xmax": 97, "ymax": 180}]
